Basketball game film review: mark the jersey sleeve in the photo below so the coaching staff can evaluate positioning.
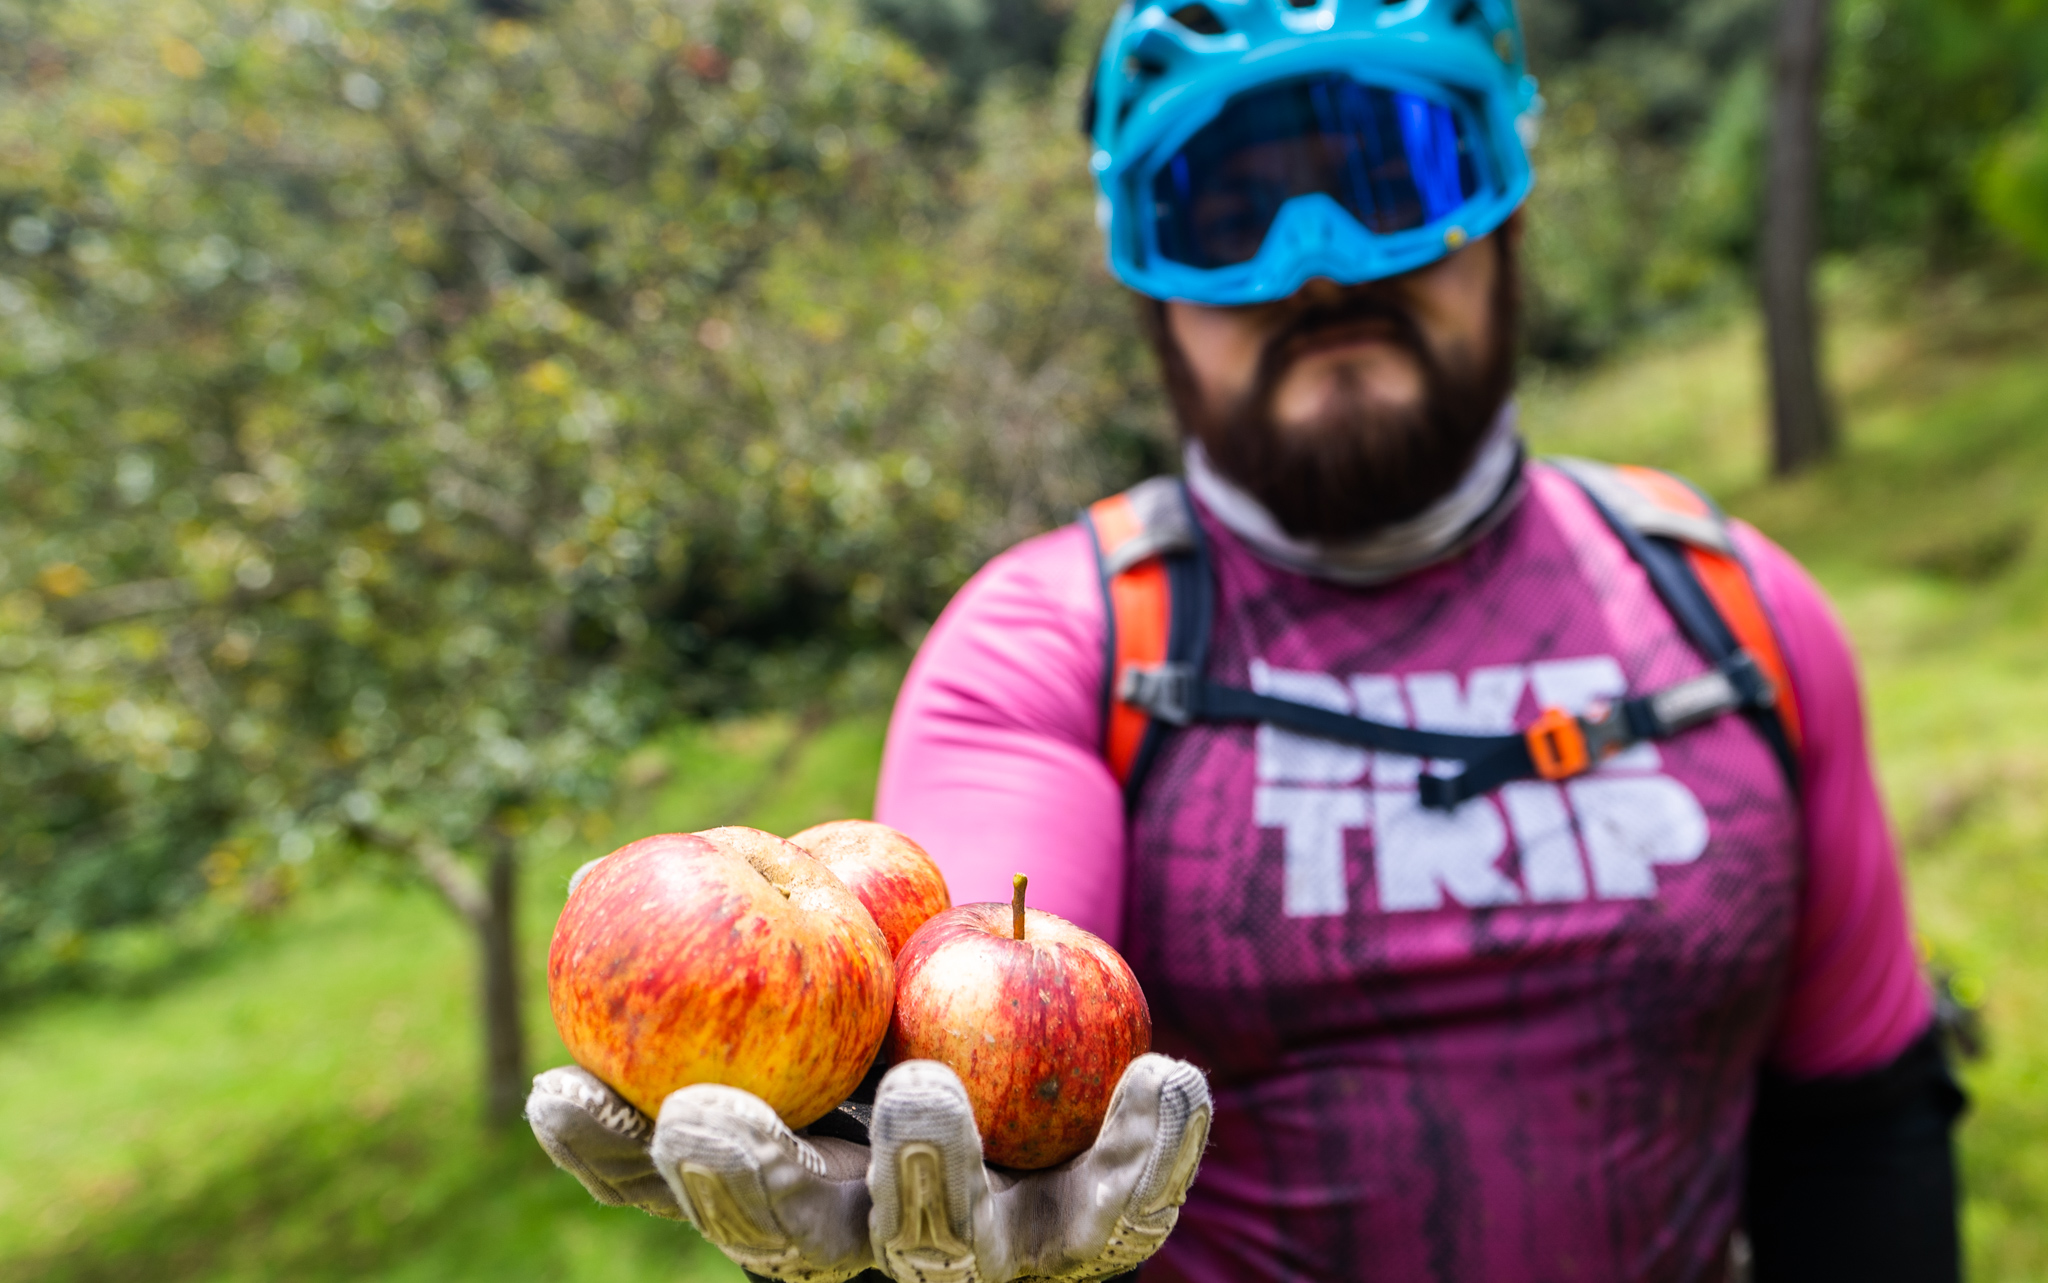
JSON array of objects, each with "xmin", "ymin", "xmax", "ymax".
[
  {"xmin": 872, "ymin": 524, "xmax": 1132, "ymax": 946},
  {"xmin": 1736, "ymin": 522, "xmax": 1934, "ymax": 1078}
]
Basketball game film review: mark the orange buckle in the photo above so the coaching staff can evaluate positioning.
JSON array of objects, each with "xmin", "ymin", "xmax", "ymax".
[{"xmin": 1526, "ymin": 707, "xmax": 1591, "ymax": 781}]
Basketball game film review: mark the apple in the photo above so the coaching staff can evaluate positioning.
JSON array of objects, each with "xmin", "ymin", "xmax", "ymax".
[
  {"xmin": 548, "ymin": 827, "xmax": 895, "ymax": 1128},
  {"xmin": 888, "ymin": 875, "xmax": 1151, "ymax": 1169},
  {"xmin": 788, "ymin": 819, "xmax": 952, "ymax": 957}
]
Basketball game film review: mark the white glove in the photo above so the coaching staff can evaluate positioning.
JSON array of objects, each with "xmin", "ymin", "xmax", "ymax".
[
  {"xmin": 527, "ymin": 1055, "xmax": 1211, "ymax": 1283},
  {"xmin": 866, "ymin": 1055, "xmax": 1212, "ymax": 1283},
  {"xmin": 526, "ymin": 1065, "xmax": 687, "ymax": 1220},
  {"xmin": 527, "ymin": 1066, "xmax": 877, "ymax": 1280},
  {"xmin": 652, "ymin": 1082, "xmax": 879, "ymax": 1282}
]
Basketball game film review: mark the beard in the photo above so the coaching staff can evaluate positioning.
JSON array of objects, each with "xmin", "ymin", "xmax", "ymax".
[{"xmin": 1148, "ymin": 235, "xmax": 1520, "ymax": 544}]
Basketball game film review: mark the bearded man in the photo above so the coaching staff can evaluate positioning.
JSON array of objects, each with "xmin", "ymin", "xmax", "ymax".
[{"xmin": 528, "ymin": 3, "xmax": 1964, "ymax": 1280}]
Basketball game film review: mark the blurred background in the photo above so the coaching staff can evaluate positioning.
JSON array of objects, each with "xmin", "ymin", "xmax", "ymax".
[{"xmin": 2, "ymin": 0, "xmax": 2046, "ymax": 1278}]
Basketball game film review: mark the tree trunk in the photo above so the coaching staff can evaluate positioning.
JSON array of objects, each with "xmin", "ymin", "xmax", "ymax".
[
  {"xmin": 479, "ymin": 826, "xmax": 529, "ymax": 1122},
  {"xmin": 1763, "ymin": 0, "xmax": 1837, "ymax": 475}
]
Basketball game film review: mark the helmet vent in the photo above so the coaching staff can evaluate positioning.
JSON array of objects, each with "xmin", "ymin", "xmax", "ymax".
[
  {"xmin": 1287, "ymin": 0, "xmax": 1321, "ymax": 8},
  {"xmin": 1169, "ymin": 4, "xmax": 1229, "ymax": 35}
]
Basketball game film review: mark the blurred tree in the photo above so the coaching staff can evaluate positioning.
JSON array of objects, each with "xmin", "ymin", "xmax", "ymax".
[
  {"xmin": 1764, "ymin": 0, "xmax": 1837, "ymax": 474},
  {"xmin": 1981, "ymin": 104, "xmax": 2048, "ymax": 263},
  {"xmin": 1520, "ymin": 0, "xmax": 2048, "ymax": 364},
  {"xmin": 1829, "ymin": 0, "xmax": 2048, "ymax": 262},
  {"xmin": 0, "ymin": 0, "xmax": 1151, "ymax": 1115},
  {"xmin": 863, "ymin": 0, "xmax": 1070, "ymax": 90},
  {"xmin": 13, "ymin": 0, "xmax": 2037, "ymax": 1120}
]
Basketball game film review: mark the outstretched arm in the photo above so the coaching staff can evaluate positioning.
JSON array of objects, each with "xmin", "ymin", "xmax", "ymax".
[{"xmin": 874, "ymin": 524, "xmax": 1130, "ymax": 945}]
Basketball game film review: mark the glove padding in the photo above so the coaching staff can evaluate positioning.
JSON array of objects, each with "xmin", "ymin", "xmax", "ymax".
[
  {"xmin": 866, "ymin": 1055, "xmax": 1211, "ymax": 1283},
  {"xmin": 526, "ymin": 1066, "xmax": 685, "ymax": 1220},
  {"xmin": 652, "ymin": 1083, "xmax": 878, "ymax": 1282},
  {"xmin": 526, "ymin": 1054, "xmax": 1211, "ymax": 1283}
]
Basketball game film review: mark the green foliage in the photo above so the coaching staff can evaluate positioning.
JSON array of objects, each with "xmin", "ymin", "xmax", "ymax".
[
  {"xmin": 862, "ymin": 0, "xmax": 1069, "ymax": 90},
  {"xmin": 1517, "ymin": 0, "xmax": 2048, "ymax": 359},
  {"xmin": 1980, "ymin": 103, "xmax": 2048, "ymax": 263},
  {"xmin": 1828, "ymin": 0, "xmax": 2048, "ymax": 259},
  {"xmin": 1516, "ymin": 0, "xmax": 1773, "ymax": 359},
  {"xmin": 0, "ymin": 0, "xmax": 1160, "ymax": 995}
]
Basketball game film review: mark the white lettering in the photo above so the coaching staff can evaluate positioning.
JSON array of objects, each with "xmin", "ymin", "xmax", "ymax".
[
  {"xmin": 1252, "ymin": 660, "xmax": 1367, "ymax": 785},
  {"xmin": 1372, "ymin": 789, "xmax": 1518, "ymax": 912},
  {"xmin": 1348, "ymin": 673, "xmax": 1415, "ymax": 787},
  {"xmin": 1407, "ymin": 665, "xmax": 1525, "ymax": 786},
  {"xmin": 1405, "ymin": 666, "xmax": 1527, "ymax": 733},
  {"xmin": 1256, "ymin": 786, "xmax": 1369, "ymax": 917},
  {"xmin": 1566, "ymin": 776, "xmax": 1710, "ymax": 899},
  {"xmin": 1499, "ymin": 782, "xmax": 1589, "ymax": 903}
]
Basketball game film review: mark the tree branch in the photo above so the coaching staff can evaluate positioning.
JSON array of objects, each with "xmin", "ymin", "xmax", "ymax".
[
  {"xmin": 356, "ymin": 821, "xmax": 491, "ymax": 926},
  {"xmin": 61, "ymin": 578, "xmax": 192, "ymax": 627},
  {"xmin": 163, "ymin": 626, "xmax": 227, "ymax": 727},
  {"xmin": 410, "ymin": 831, "xmax": 493, "ymax": 927},
  {"xmin": 429, "ymin": 467, "xmax": 533, "ymax": 541},
  {"xmin": 324, "ymin": 48, "xmax": 595, "ymax": 288},
  {"xmin": 455, "ymin": 169, "xmax": 594, "ymax": 285},
  {"xmin": 55, "ymin": 574, "xmax": 312, "ymax": 633}
]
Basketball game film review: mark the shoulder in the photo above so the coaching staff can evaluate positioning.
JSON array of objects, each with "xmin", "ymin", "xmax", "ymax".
[
  {"xmin": 896, "ymin": 521, "xmax": 1106, "ymax": 740},
  {"xmin": 1728, "ymin": 520, "xmax": 1863, "ymax": 742},
  {"xmin": 938, "ymin": 522, "xmax": 1104, "ymax": 649}
]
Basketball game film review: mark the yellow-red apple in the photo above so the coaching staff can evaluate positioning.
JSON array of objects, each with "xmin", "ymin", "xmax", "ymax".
[
  {"xmin": 548, "ymin": 827, "xmax": 894, "ymax": 1127},
  {"xmin": 788, "ymin": 819, "xmax": 952, "ymax": 957},
  {"xmin": 889, "ymin": 878, "xmax": 1151, "ymax": 1169}
]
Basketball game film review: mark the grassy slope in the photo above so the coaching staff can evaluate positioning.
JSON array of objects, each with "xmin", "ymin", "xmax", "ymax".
[
  {"xmin": 0, "ymin": 713, "xmax": 886, "ymax": 1283},
  {"xmin": 2, "ymin": 277, "xmax": 2044, "ymax": 1279},
  {"xmin": 1521, "ymin": 273, "xmax": 2048, "ymax": 1280}
]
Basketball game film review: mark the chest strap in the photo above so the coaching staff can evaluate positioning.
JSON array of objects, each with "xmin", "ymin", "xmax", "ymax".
[
  {"xmin": 1084, "ymin": 461, "xmax": 1804, "ymax": 813},
  {"xmin": 1120, "ymin": 648, "xmax": 1780, "ymax": 811}
]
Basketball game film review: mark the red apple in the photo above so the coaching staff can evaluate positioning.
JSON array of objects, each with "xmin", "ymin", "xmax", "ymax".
[
  {"xmin": 889, "ymin": 878, "xmax": 1151, "ymax": 1169},
  {"xmin": 788, "ymin": 819, "xmax": 952, "ymax": 957},
  {"xmin": 548, "ymin": 827, "xmax": 895, "ymax": 1128}
]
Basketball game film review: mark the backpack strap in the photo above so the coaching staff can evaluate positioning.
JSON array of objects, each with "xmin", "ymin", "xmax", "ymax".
[
  {"xmin": 1082, "ymin": 477, "xmax": 1212, "ymax": 806},
  {"xmin": 1083, "ymin": 465, "xmax": 1802, "ymax": 813},
  {"xmin": 1550, "ymin": 458, "xmax": 1804, "ymax": 782}
]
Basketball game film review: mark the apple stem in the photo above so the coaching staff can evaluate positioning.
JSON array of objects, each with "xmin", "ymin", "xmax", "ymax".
[{"xmin": 1012, "ymin": 873, "xmax": 1027, "ymax": 941}]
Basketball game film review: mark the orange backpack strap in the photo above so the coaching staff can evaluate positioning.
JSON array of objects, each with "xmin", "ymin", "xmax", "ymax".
[
  {"xmin": 1081, "ymin": 477, "xmax": 1205, "ymax": 794},
  {"xmin": 1551, "ymin": 458, "xmax": 1805, "ymax": 786}
]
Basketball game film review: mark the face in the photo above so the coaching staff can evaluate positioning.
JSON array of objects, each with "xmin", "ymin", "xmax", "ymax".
[{"xmin": 1152, "ymin": 215, "xmax": 1520, "ymax": 542}]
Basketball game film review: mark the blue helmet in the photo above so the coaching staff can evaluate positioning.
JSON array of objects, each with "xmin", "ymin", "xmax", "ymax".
[{"xmin": 1087, "ymin": 0, "xmax": 1540, "ymax": 305}]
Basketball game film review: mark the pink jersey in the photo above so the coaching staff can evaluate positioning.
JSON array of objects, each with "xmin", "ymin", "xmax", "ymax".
[{"xmin": 875, "ymin": 462, "xmax": 1929, "ymax": 1283}]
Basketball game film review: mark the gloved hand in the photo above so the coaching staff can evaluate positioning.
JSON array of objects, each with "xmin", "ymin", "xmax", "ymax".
[
  {"xmin": 526, "ymin": 1053, "xmax": 1212, "ymax": 1283},
  {"xmin": 864, "ymin": 1055, "xmax": 1211, "ymax": 1282},
  {"xmin": 526, "ymin": 1065, "xmax": 687, "ymax": 1221}
]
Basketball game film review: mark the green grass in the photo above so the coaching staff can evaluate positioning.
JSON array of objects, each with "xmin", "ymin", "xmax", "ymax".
[
  {"xmin": 4, "ymin": 270, "xmax": 2047, "ymax": 1280},
  {"xmin": 0, "ymin": 713, "xmax": 888, "ymax": 1283}
]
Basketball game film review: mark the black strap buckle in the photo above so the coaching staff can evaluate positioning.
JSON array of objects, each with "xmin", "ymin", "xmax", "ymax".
[{"xmin": 1118, "ymin": 663, "xmax": 1197, "ymax": 726}]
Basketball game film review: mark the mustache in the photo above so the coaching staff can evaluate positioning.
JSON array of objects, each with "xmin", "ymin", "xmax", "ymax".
[{"xmin": 1252, "ymin": 292, "xmax": 1431, "ymax": 394}]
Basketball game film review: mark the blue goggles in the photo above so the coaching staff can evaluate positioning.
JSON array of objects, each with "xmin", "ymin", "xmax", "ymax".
[
  {"xmin": 1153, "ymin": 75, "xmax": 1479, "ymax": 269},
  {"xmin": 1112, "ymin": 71, "xmax": 1523, "ymax": 304}
]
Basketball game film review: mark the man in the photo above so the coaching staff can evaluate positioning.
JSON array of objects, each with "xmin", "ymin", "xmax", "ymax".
[{"xmin": 530, "ymin": 2, "xmax": 1963, "ymax": 1280}]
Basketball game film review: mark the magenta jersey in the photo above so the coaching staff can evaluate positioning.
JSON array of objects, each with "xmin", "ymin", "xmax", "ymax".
[{"xmin": 875, "ymin": 462, "xmax": 1930, "ymax": 1283}]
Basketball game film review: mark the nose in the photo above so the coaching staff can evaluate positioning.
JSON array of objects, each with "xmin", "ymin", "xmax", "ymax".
[{"xmin": 1295, "ymin": 276, "xmax": 1349, "ymax": 306}]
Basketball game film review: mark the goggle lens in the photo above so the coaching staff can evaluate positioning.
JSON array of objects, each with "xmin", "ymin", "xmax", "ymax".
[{"xmin": 1150, "ymin": 75, "xmax": 1483, "ymax": 271}]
